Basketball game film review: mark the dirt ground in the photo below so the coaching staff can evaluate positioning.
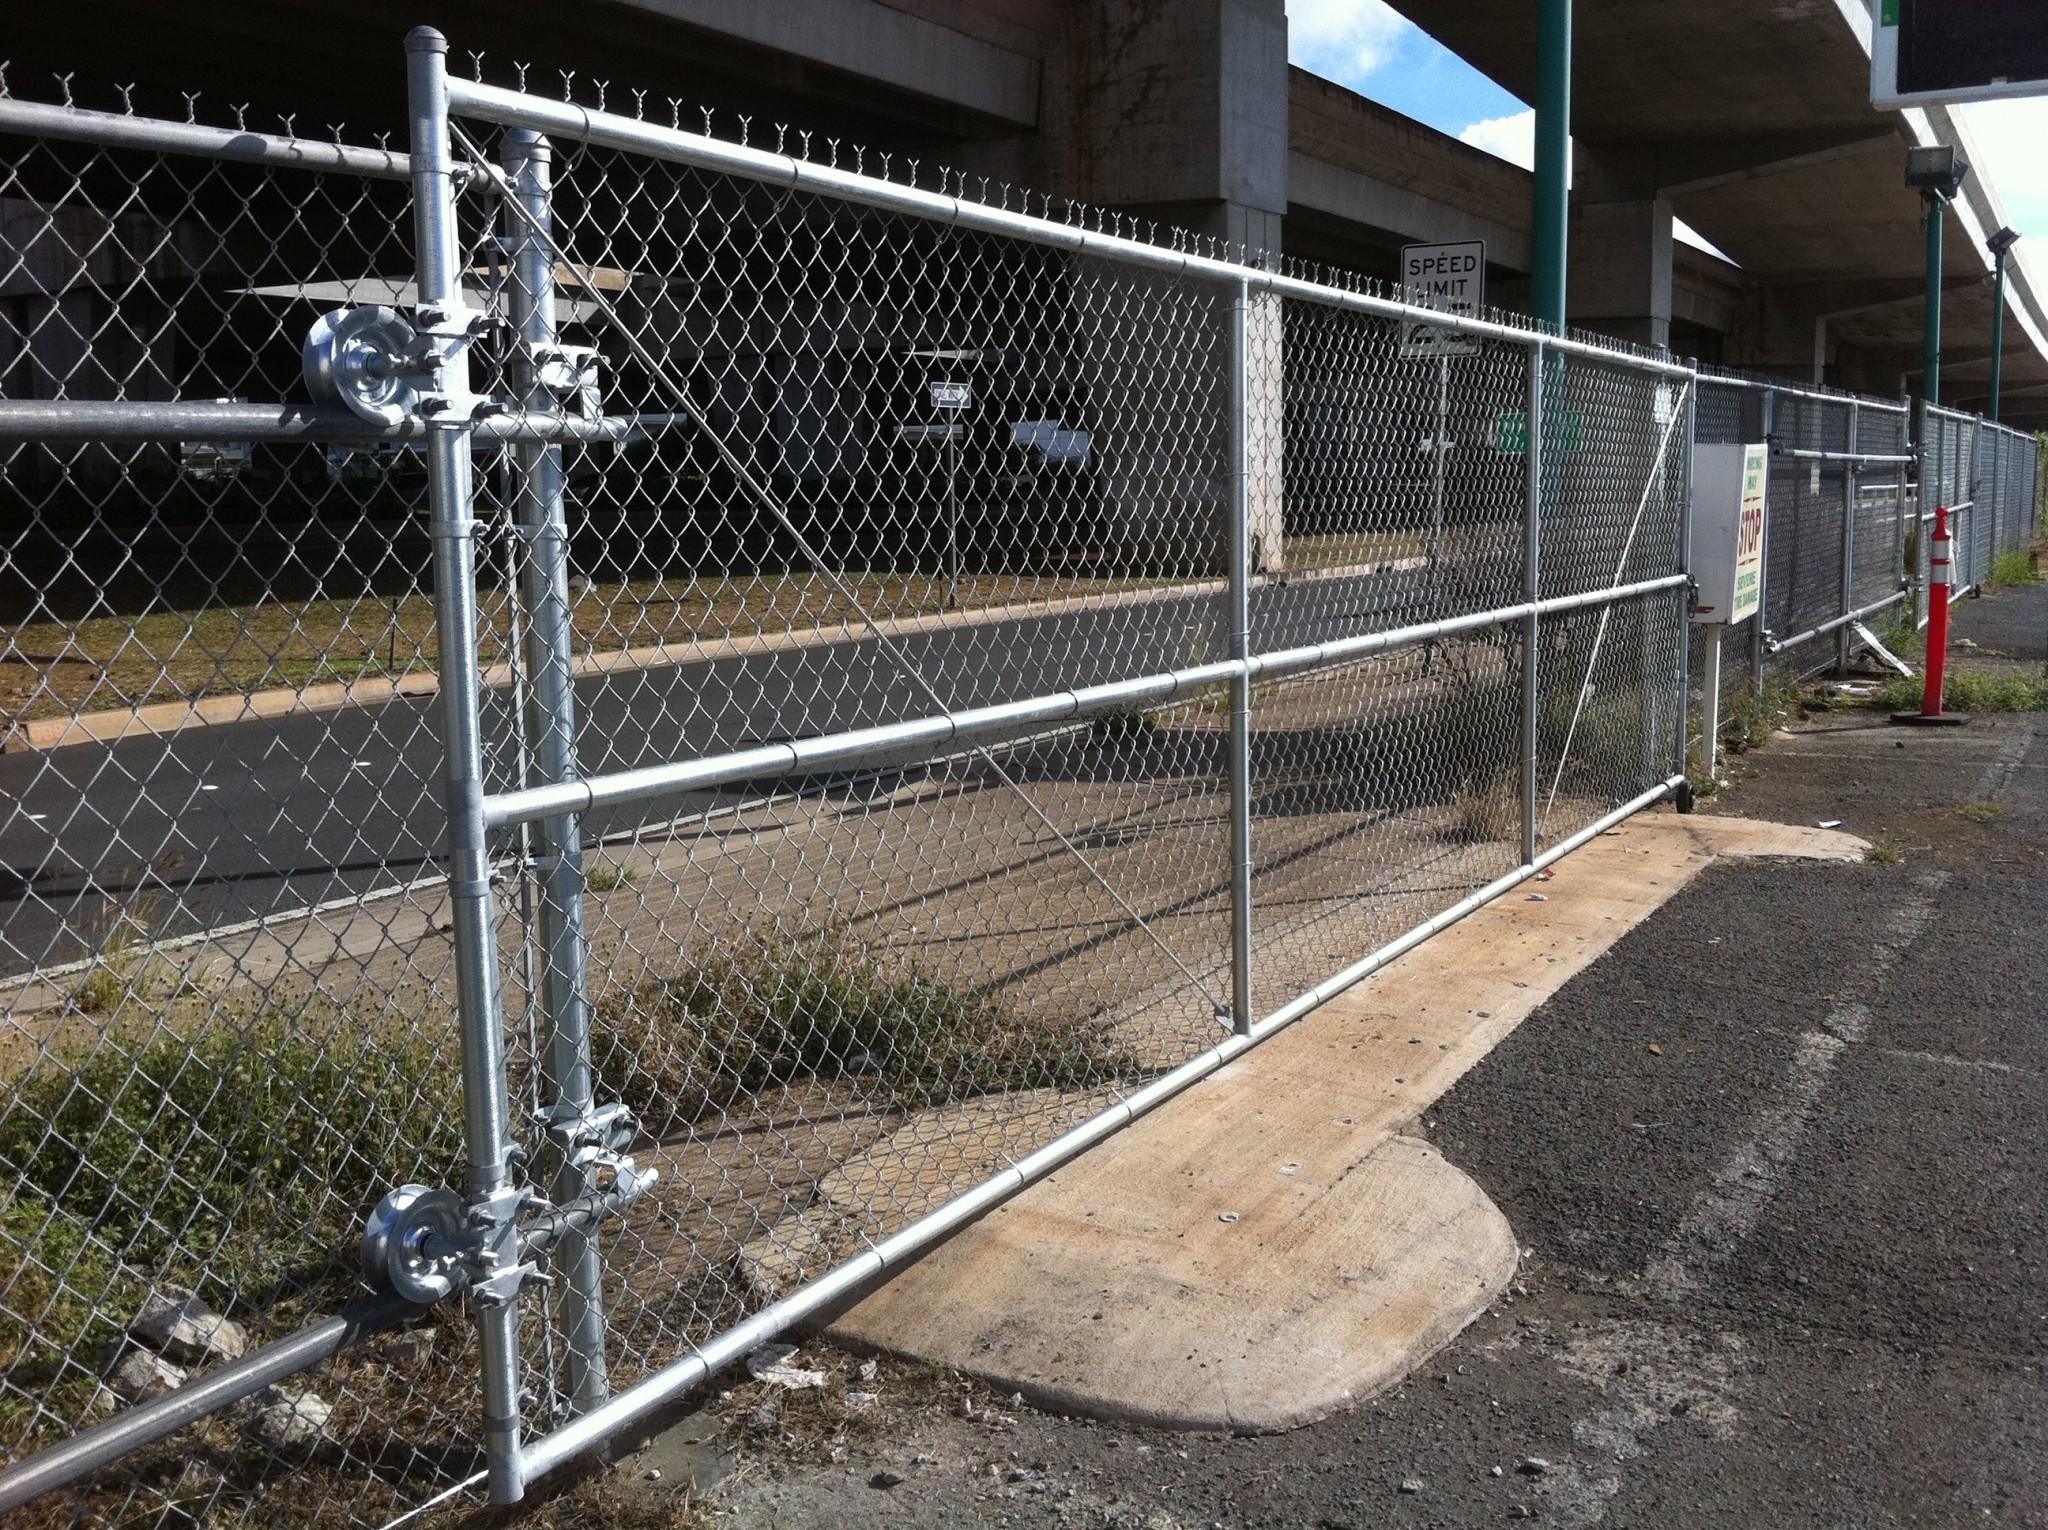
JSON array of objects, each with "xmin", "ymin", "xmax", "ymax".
[{"xmin": 446, "ymin": 581, "xmax": 2048, "ymax": 1530}]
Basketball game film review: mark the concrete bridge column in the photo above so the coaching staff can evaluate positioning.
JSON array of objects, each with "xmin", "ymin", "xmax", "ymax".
[
  {"xmin": 1567, "ymin": 196, "xmax": 1675, "ymax": 351},
  {"xmin": 1037, "ymin": 0, "xmax": 1290, "ymax": 571}
]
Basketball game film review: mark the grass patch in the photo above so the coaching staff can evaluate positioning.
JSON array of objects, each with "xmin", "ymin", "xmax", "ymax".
[
  {"xmin": 1956, "ymin": 801, "xmax": 2003, "ymax": 823},
  {"xmin": 584, "ymin": 858, "xmax": 637, "ymax": 893},
  {"xmin": 1441, "ymin": 778, "xmax": 1520, "ymax": 844},
  {"xmin": 1863, "ymin": 839, "xmax": 1904, "ymax": 865},
  {"xmin": 1988, "ymin": 547, "xmax": 2041, "ymax": 591},
  {"xmin": 593, "ymin": 932, "xmax": 1135, "ymax": 1136},
  {"xmin": 1871, "ymin": 667, "xmax": 2048, "ymax": 714},
  {"xmin": 68, "ymin": 894, "xmax": 196, "ymax": 1017},
  {"xmin": 0, "ymin": 1197, "xmax": 146, "ymax": 1443},
  {"xmin": 1716, "ymin": 674, "xmax": 1804, "ymax": 758},
  {"xmin": 0, "ymin": 1013, "xmax": 460, "ymax": 1338},
  {"xmin": 3, "ymin": 569, "xmax": 1166, "ymax": 727}
]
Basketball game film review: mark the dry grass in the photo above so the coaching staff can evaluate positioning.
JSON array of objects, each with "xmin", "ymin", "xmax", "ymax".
[{"xmin": 1, "ymin": 569, "xmax": 1157, "ymax": 725}]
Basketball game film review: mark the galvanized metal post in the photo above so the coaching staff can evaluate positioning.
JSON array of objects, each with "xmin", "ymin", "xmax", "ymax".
[
  {"xmin": 1522, "ymin": 342, "xmax": 1545, "ymax": 866},
  {"xmin": 1700, "ymin": 623, "xmax": 1723, "ymax": 779},
  {"xmin": 1750, "ymin": 386, "xmax": 1775, "ymax": 693},
  {"xmin": 1837, "ymin": 401, "xmax": 1858, "ymax": 674},
  {"xmin": 1674, "ymin": 379, "xmax": 1694, "ymax": 787},
  {"xmin": 1226, "ymin": 277, "xmax": 1254, "ymax": 1036},
  {"xmin": 407, "ymin": 27, "xmax": 525, "ymax": 1505},
  {"xmin": 1429, "ymin": 354, "xmax": 1449, "ymax": 604},
  {"xmin": 502, "ymin": 126, "xmax": 610, "ymax": 1422},
  {"xmin": 1533, "ymin": 0, "xmax": 1572, "ymax": 332},
  {"xmin": 1914, "ymin": 398, "xmax": 1931, "ymax": 630}
]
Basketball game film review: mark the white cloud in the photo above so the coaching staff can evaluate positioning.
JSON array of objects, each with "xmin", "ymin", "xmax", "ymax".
[
  {"xmin": 1458, "ymin": 109, "xmax": 1536, "ymax": 169},
  {"xmin": 1956, "ymin": 97, "xmax": 2048, "ymax": 284},
  {"xmin": 1459, "ymin": 109, "xmax": 1575, "ymax": 189},
  {"xmin": 1286, "ymin": 0, "xmax": 1413, "ymax": 78}
]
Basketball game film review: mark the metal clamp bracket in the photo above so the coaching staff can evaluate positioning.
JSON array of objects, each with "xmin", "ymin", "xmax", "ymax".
[
  {"xmin": 543, "ymin": 1099, "xmax": 660, "ymax": 1210},
  {"xmin": 303, "ymin": 303, "xmax": 495, "ymax": 428},
  {"xmin": 530, "ymin": 343, "xmax": 603, "ymax": 420}
]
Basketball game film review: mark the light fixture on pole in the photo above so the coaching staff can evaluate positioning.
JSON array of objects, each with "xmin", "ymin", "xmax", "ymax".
[
  {"xmin": 1906, "ymin": 145, "xmax": 1970, "ymax": 406},
  {"xmin": 1987, "ymin": 225, "xmax": 2019, "ymax": 423}
]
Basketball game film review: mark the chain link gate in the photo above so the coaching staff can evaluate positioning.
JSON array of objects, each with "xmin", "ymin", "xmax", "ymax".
[
  {"xmin": 19, "ymin": 28, "xmax": 2021, "ymax": 1524},
  {"xmin": 1919, "ymin": 402, "xmax": 2041, "ymax": 629},
  {"xmin": 1688, "ymin": 372, "xmax": 2045, "ymax": 767}
]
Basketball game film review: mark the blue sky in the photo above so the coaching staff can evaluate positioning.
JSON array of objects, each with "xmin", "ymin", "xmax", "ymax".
[{"xmin": 1286, "ymin": 0, "xmax": 2047, "ymax": 273}]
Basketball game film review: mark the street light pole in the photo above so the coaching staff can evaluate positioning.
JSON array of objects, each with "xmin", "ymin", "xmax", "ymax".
[
  {"xmin": 1905, "ymin": 145, "xmax": 1970, "ymax": 408},
  {"xmin": 1987, "ymin": 226, "xmax": 2020, "ymax": 423},
  {"xmin": 1533, "ymin": 0, "xmax": 1571, "ymax": 332},
  {"xmin": 1922, "ymin": 193, "xmax": 1945, "ymax": 406}
]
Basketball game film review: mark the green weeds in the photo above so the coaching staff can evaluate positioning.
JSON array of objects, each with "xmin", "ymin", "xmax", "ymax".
[{"xmin": 593, "ymin": 932, "xmax": 1135, "ymax": 1135}]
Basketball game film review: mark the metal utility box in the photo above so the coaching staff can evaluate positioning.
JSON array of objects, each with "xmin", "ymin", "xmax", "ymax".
[{"xmin": 1689, "ymin": 442, "xmax": 1767, "ymax": 626}]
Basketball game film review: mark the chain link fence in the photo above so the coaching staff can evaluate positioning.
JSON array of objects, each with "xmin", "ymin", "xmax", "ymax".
[
  {"xmin": 0, "ymin": 34, "xmax": 2029, "ymax": 1528},
  {"xmin": 1689, "ymin": 374, "xmax": 2041, "ymax": 766}
]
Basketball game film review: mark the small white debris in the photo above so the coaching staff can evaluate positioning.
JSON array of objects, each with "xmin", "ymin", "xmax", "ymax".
[
  {"xmin": 1818, "ymin": 819, "xmax": 1844, "ymax": 829},
  {"xmin": 1399, "ymin": 1477, "xmax": 1425, "ymax": 1494},
  {"xmin": 746, "ymin": 1342, "xmax": 827, "ymax": 1390},
  {"xmin": 1217, "ymin": 1211, "xmax": 1241, "ymax": 1223},
  {"xmin": 845, "ymin": 1391, "xmax": 879, "ymax": 1409},
  {"xmin": 644, "ymin": 1468, "xmax": 662, "ymax": 1482},
  {"xmin": 858, "ymin": 1358, "xmax": 879, "ymax": 1382}
]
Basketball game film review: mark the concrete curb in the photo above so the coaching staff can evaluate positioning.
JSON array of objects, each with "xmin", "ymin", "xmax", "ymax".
[
  {"xmin": 6, "ymin": 556, "xmax": 1424, "ymax": 754},
  {"xmin": 812, "ymin": 813, "xmax": 1868, "ymax": 1432}
]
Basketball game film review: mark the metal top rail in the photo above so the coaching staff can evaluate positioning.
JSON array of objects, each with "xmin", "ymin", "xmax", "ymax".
[
  {"xmin": 0, "ymin": 95, "xmax": 410, "ymax": 179},
  {"xmin": 1699, "ymin": 370, "xmax": 1912, "ymax": 414},
  {"xmin": 444, "ymin": 76, "xmax": 1693, "ymax": 378}
]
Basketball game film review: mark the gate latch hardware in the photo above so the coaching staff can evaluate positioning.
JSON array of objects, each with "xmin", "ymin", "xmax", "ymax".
[{"xmin": 544, "ymin": 1099, "xmax": 660, "ymax": 1209}]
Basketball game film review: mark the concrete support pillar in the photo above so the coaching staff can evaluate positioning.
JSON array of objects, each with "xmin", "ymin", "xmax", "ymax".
[
  {"xmin": 1247, "ymin": 287, "xmax": 1285, "ymax": 571},
  {"xmin": 1040, "ymin": 0, "xmax": 1291, "ymax": 571},
  {"xmin": 1567, "ymin": 197, "xmax": 1674, "ymax": 350}
]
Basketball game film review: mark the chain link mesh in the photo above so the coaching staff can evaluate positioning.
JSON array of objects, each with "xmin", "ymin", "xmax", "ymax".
[
  {"xmin": 0, "ymin": 55, "xmax": 2035, "ymax": 1529},
  {"xmin": 0, "ymin": 86, "xmax": 482, "ymax": 1530}
]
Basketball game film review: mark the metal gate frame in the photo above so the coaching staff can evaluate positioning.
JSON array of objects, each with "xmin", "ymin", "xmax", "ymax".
[{"xmin": 5, "ymin": 27, "xmax": 1949, "ymax": 1520}]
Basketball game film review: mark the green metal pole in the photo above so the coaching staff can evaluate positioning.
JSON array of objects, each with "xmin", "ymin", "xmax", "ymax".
[
  {"xmin": 1923, "ymin": 192, "xmax": 1944, "ymax": 407},
  {"xmin": 1533, "ymin": 0, "xmax": 1571, "ymax": 331},
  {"xmin": 1989, "ymin": 246, "xmax": 2007, "ymax": 423}
]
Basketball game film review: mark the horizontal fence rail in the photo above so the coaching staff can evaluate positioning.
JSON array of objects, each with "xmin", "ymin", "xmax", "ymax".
[{"xmin": 0, "ymin": 38, "xmax": 2036, "ymax": 1530}]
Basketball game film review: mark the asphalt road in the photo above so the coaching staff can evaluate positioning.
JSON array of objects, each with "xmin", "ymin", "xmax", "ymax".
[
  {"xmin": 0, "ymin": 559, "xmax": 1461, "ymax": 976},
  {"xmin": 535, "ymin": 582, "xmax": 2048, "ymax": 1530}
]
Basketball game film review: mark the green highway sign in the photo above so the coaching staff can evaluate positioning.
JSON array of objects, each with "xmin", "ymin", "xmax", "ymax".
[{"xmin": 1493, "ymin": 409, "xmax": 1583, "ymax": 454}]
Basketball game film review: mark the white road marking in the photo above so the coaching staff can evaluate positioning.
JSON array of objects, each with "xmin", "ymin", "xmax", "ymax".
[{"xmin": 1533, "ymin": 871, "xmax": 1951, "ymax": 1525}]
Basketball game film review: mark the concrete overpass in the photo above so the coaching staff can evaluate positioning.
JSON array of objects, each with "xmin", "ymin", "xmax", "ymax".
[
  {"xmin": 7, "ymin": 0, "xmax": 2042, "ymax": 423},
  {"xmin": 1379, "ymin": 0, "xmax": 2048, "ymax": 427}
]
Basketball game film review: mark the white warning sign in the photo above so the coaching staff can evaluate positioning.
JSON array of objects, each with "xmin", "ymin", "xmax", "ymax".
[{"xmin": 1399, "ymin": 240, "xmax": 1485, "ymax": 360}]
